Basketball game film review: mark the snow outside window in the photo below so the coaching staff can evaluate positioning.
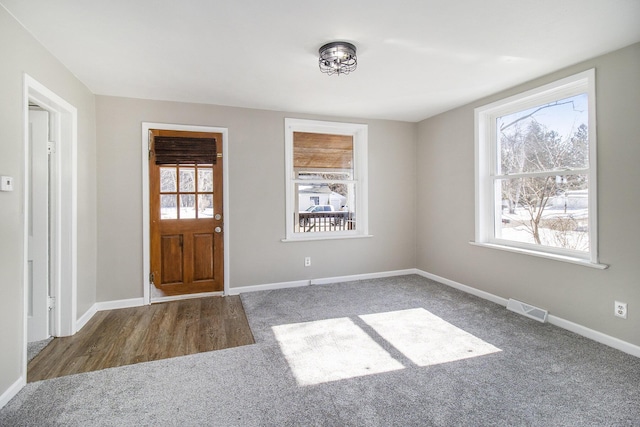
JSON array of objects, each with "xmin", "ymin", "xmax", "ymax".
[
  {"xmin": 284, "ymin": 118, "xmax": 369, "ymax": 241},
  {"xmin": 474, "ymin": 69, "xmax": 602, "ymax": 266}
]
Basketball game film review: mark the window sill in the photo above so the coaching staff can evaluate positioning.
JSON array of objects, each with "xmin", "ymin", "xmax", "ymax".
[
  {"xmin": 469, "ymin": 241, "xmax": 608, "ymax": 270},
  {"xmin": 282, "ymin": 234, "xmax": 373, "ymax": 243}
]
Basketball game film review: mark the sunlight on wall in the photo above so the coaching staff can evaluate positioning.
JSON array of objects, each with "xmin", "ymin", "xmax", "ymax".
[
  {"xmin": 273, "ymin": 308, "xmax": 502, "ymax": 386},
  {"xmin": 360, "ymin": 308, "xmax": 502, "ymax": 367}
]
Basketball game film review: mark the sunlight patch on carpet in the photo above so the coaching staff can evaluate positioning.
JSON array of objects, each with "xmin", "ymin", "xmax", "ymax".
[
  {"xmin": 360, "ymin": 308, "xmax": 501, "ymax": 367},
  {"xmin": 272, "ymin": 317, "xmax": 404, "ymax": 386}
]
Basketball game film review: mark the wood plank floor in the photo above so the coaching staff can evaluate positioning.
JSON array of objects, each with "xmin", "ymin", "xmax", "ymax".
[{"xmin": 27, "ymin": 296, "xmax": 255, "ymax": 382}]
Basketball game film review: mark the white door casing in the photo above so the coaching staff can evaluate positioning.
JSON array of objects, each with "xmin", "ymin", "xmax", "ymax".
[{"xmin": 23, "ymin": 75, "xmax": 78, "ymax": 383}]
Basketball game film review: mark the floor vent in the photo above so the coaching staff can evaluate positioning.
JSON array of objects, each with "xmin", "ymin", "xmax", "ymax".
[{"xmin": 506, "ymin": 298, "xmax": 548, "ymax": 323}]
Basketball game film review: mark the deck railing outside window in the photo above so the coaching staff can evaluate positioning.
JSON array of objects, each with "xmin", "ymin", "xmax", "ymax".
[{"xmin": 296, "ymin": 211, "xmax": 354, "ymax": 233}]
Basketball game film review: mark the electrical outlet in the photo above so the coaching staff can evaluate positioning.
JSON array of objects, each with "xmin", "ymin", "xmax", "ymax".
[
  {"xmin": 304, "ymin": 257, "xmax": 311, "ymax": 267},
  {"xmin": 614, "ymin": 301, "xmax": 627, "ymax": 319}
]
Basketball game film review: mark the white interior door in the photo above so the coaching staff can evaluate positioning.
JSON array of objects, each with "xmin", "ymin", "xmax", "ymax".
[{"xmin": 28, "ymin": 108, "xmax": 50, "ymax": 342}]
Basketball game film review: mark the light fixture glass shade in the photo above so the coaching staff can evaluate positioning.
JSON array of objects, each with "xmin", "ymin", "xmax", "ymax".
[{"xmin": 318, "ymin": 42, "xmax": 357, "ymax": 76}]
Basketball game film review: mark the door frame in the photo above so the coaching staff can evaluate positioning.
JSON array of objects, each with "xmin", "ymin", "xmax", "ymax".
[
  {"xmin": 22, "ymin": 74, "xmax": 78, "ymax": 371},
  {"xmin": 141, "ymin": 122, "xmax": 230, "ymax": 304}
]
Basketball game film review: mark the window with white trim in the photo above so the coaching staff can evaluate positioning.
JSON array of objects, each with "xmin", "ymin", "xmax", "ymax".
[
  {"xmin": 284, "ymin": 118, "xmax": 368, "ymax": 241},
  {"xmin": 475, "ymin": 70, "xmax": 599, "ymax": 264}
]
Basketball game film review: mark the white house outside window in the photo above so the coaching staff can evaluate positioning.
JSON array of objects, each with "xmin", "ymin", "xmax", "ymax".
[
  {"xmin": 474, "ymin": 69, "xmax": 604, "ymax": 268},
  {"xmin": 284, "ymin": 118, "xmax": 369, "ymax": 241}
]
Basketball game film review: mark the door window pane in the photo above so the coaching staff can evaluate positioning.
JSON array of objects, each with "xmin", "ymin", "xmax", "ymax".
[
  {"xmin": 198, "ymin": 168, "xmax": 213, "ymax": 192},
  {"xmin": 160, "ymin": 167, "xmax": 177, "ymax": 192},
  {"xmin": 180, "ymin": 194, "xmax": 196, "ymax": 219},
  {"xmin": 198, "ymin": 194, "xmax": 213, "ymax": 218},
  {"xmin": 179, "ymin": 168, "xmax": 196, "ymax": 192},
  {"xmin": 160, "ymin": 195, "xmax": 177, "ymax": 219}
]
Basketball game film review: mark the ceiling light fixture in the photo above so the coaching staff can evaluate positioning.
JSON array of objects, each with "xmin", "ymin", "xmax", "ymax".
[{"xmin": 318, "ymin": 41, "xmax": 357, "ymax": 76}]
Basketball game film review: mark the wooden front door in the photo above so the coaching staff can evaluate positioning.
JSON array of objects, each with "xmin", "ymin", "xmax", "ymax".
[{"xmin": 149, "ymin": 130, "xmax": 223, "ymax": 297}]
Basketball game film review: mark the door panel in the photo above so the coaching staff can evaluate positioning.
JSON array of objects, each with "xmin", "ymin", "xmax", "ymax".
[
  {"xmin": 161, "ymin": 235, "xmax": 184, "ymax": 284},
  {"xmin": 193, "ymin": 233, "xmax": 214, "ymax": 281},
  {"xmin": 150, "ymin": 130, "xmax": 223, "ymax": 298},
  {"xmin": 27, "ymin": 109, "xmax": 50, "ymax": 342}
]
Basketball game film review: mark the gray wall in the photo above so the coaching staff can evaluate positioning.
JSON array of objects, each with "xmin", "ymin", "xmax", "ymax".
[
  {"xmin": 2, "ymin": 1, "xmax": 637, "ymax": 405},
  {"xmin": 0, "ymin": 7, "xmax": 97, "ymax": 396},
  {"xmin": 95, "ymin": 97, "xmax": 417, "ymax": 300},
  {"xmin": 416, "ymin": 43, "xmax": 640, "ymax": 346}
]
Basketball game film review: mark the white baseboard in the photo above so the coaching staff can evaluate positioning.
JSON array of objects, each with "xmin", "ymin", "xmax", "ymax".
[
  {"xmin": 76, "ymin": 304, "xmax": 98, "ymax": 331},
  {"xmin": 547, "ymin": 314, "xmax": 640, "ymax": 358},
  {"xmin": 227, "ymin": 280, "xmax": 310, "ymax": 295},
  {"xmin": 95, "ymin": 297, "xmax": 144, "ymax": 312},
  {"xmin": 416, "ymin": 270, "xmax": 508, "ymax": 307},
  {"xmin": 416, "ymin": 269, "xmax": 640, "ymax": 358},
  {"xmin": 0, "ymin": 376, "xmax": 25, "ymax": 410},
  {"xmin": 228, "ymin": 269, "xmax": 419, "ymax": 295},
  {"xmin": 75, "ymin": 298, "xmax": 145, "ymax": 333},
  {"xmin": 310, "ymin": 269, "xmax": 417, "ymax": 285}
]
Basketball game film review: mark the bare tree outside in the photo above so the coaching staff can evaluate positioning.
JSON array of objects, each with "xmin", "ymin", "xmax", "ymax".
[{"xmin": 496, "ymin": 94, "xmax": 590, "ymax": 251}]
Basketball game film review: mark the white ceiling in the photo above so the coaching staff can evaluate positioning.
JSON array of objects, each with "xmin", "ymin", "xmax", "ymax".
[{"xmin": 3, "ymin": 0, "xmax": 640, "ymax": 122}]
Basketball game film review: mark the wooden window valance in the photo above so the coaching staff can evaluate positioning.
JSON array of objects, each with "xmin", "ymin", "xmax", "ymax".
[{"xmin": 154, "ymin": 137, "xmax": 217, "ymax": 165}]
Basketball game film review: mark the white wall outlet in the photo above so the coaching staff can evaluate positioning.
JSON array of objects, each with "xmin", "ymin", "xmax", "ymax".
[
  {"xmin": 614, "ymin": 301, "xmax": 627, "ymax": 319},
  {"xmin": 304, "ymin": 256, "xmax": 311, "ymax": 267},
  {"xmin": 0, "ymin": 176, "xmax": 13, "ymax": 192}
]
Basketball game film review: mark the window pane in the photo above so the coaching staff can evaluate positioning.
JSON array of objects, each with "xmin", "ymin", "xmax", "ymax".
[
  {"xmin": 293, "ymin": 132, "xmax": 354, "ymax": 172},
  {"xmin": 497, "ymin": 94, "xmax": 589, "ymax": 175},
  {"xmin": 198, "ymin": 168, "xmax": 213, "ymax": 192},
  {"xmin": 179, "ymin": 167, "xmax": 195, "ymax": 192},
  {"xmin": 497, "ymin": 174, "xmax": 588, "ymax": 251},
  {"xmin": 160, "ymin": 195, "xmax": 177, "ymax": 219},
  {"xmin": 198, "ymin": 194, "xmax": 213, "ymax": 218},
  {"xmin": 160, "ymin": 167, "xmax": 177, "ymax": 192},
  {"xmin": 295, "ymin": 183, "xmax": 355, "ymax": 233},
  {"xmin": 180, "ymin": 194, "xmax": 196, "ymax": 219}
]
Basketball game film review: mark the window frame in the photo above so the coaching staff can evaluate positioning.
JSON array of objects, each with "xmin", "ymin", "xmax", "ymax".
[
  {"xmin": 283, "ymin": 118, "xmax": 369, "ymax": 242},
  {"xmin": 474, "ymin": 69, "xmax": 605, "ymax": 268}
]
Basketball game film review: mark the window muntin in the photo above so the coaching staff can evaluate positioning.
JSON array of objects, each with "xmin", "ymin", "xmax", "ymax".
[
  {"xmin": 285, "ymin": 119, "xmax": 368, "ymax": 241},
  {"xmin": 475, "ymin": 70, "xmax": 598, "ymax": 263},
  {"xmin": 159, "ymin": 164, "xmax": 214, "ymax": 219}
]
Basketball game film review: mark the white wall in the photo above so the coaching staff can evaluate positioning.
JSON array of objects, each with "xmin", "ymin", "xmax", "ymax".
[
  {"xmin": 416, "ymin": 43, "xmax": 640, "ymax": 347},
  {"xmin": 95, "ymin": 96, "xmax": 417, "ymax": 300},
  {"xmin": 0, "ymin": 6, "xmax": 97, "ymax": 399}
]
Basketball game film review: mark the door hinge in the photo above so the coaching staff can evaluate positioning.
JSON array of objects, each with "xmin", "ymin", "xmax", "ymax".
[
  {"xmin": 149, "ymin": 272, "xmax": 155, "ymax": 284},
  {"xmin": 47, "ymin": 296, "xmax": 56, "ymax": 311},
  {"xmin": 217, "ymin": 153, "xmax": 223, "ymax": 158},
  {"xmin": 47, "ymin": 141, "xmax": 56, "ymax": 154}
]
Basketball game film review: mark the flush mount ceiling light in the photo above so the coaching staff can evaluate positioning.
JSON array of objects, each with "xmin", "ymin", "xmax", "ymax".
[{"xmin": 318, "ymin": 41, "xmax": 357, "ymax": 76}]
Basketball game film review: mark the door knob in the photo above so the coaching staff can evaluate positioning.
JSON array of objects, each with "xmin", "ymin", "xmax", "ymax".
[
  {"xmin": 214, "ymin": 213, "xmax": 222, "ymax": 220},
  {"xmin": 215, "ymin": 226, "xmax": 222, "ymax": 233}
]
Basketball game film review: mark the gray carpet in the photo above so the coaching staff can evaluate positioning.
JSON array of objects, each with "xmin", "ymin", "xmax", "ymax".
[
  {"xmin": 1, "ymin": 275, "xmax": 639, "ymax": 426},
  {"xmin": 27, "ymin": 338, "xmax": 53, "ymax": 363}
]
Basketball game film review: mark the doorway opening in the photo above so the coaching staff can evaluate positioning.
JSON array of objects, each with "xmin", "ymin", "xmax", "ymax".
[{"xmin": 23, "ymin": 75, "xmax": 78, "ymax": 377}]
